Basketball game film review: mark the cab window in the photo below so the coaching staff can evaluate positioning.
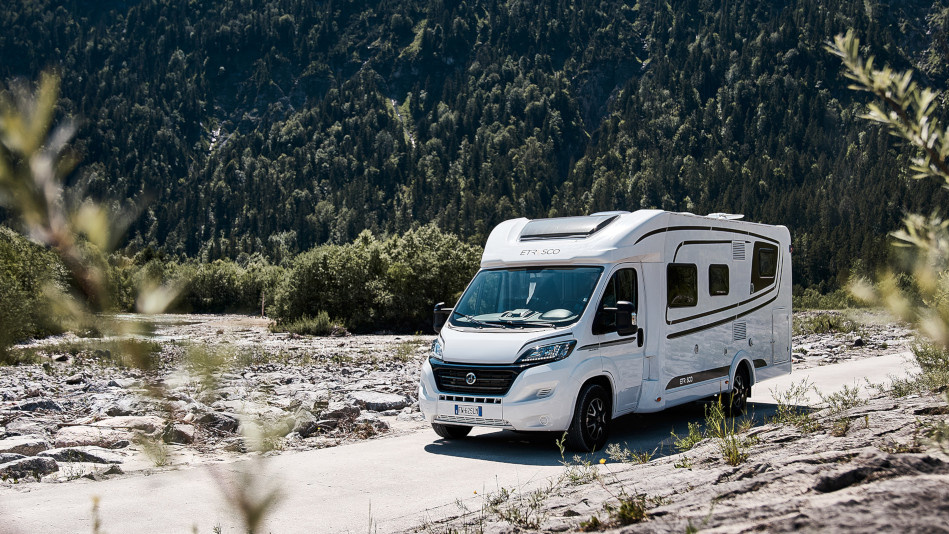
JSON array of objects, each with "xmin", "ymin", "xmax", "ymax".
[{"xmin": 593, "ymin": 269, "xmax": 637, "ymax": 335}]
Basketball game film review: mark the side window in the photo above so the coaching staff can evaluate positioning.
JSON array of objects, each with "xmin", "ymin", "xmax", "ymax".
[
  {"xmin": 593, "ymin": 269, "xmax": 637, "ymax": 335},
  {"xmin": 751, "ymin": 242, "xmax": 778, "ymax": 292},
  {"xmin": 667, "ymin": 264, "xmax": 697, "ymax": 308},
  {"xmin": 709, "ymin": 264, "xmax": 729, "ymax": 296}
]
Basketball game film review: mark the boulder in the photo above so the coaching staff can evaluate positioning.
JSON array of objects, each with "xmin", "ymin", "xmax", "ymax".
[
  {"xmin": 5, "ymin": 418, "xmax": 50, "ymax": 437},
  {"xmin": 38, "ymin": 446, "xmax": 124, "ymax": 464},
  {"xmin": 347, "ymin": 391, "xmax": 411, "ymax": 412},
  {"xmin": 107, "ymin": 378, "xmax": 139, "ymax": 389},
  {"xmin": 164, "ymin": 424, "xmax": 196, "ymax": 444},
  {"xmin": 91, "ymin": 416, "xmax": 164, "ymax": 433},
  {"xmin": 292, "ymin": 411, "xmax": 320, "ymax": 438},
  {"xmin": 321, "ymin": 401, "xmax": 360, "ymax": 422},
  {"xmin": 65, "ymin": 373, "xmax": 85, "ymax": 385},
  {"xmin": 0, "ymin": 453, "xmax": 26, "ymax": 463},
  {"xmin": 14, "ymin": 399, "xmax": 63, "ymax": 412},
  {"xmin": 0, "ymin": 435, "xmax": 49, "ymax": 456},
  {"xmin": 0, "ymin": 456, "xmax": 58, "ymax": 480},
  {"xmin": 104, "ymin": 398, "xmax": 137, "ymax": 417},
  {"xmin": 54, "ymin": 426, "xmax": 132, "ymax": 449},
  {"xmin": 196, "ymin": 412, "xmax": 240, "ymax": 433}
]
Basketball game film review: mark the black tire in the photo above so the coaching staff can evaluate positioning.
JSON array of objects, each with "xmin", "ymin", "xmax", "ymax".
[
  {"xmin": 432, "ymin": 423, "xmax": 472, "ymax": 440},
  {"xmin": 565, "ymin": 383, "xmax": 611, "ymax": 452},
  {"xmin": 726, "ymin": 366, "xmax": 750, "ymax": 417}
]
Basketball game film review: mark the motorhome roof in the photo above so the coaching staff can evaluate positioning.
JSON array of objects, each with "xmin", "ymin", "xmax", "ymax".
[{"xmin": 480, "ymin": 210, "xmax": 788, "ymax": 268}]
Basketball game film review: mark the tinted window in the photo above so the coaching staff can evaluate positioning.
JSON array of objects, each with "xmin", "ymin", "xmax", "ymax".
[
  {"xmin": 667, "ymin": 264, "xmax": 697, "ymax": 308},
  {"xmin": 709, "ymin": 264, "xmax": 729, "ymax": 296},
  {"xmin": 752, "ymin": 242, "xmax": 778, "ymax": 292},
  {"xmin": 593, "ymin": 269, "xmax": 637, "ymax": 335}
]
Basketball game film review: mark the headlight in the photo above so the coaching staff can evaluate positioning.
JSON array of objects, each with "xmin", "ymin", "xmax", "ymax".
[
  {"xmin": 430, "ymin": 338, "xmax": 444, "ymax": 362},
  {"xmin": 515, "ymin": 340, "xmax": 577, "ymax": 365}
]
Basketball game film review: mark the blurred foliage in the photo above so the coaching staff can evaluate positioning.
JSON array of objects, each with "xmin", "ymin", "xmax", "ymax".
[
  {"xmin": 830, "ymin": 31, "xmax": 949, "ymax": 349},
  {"xmin": 2, "ymin": 1, "xmax": 949, "ymax": 293}
]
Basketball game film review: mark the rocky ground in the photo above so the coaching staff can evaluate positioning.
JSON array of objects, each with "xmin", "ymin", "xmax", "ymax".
[
  {"xmin": 412, "ymin": 310, "xmax": 948, "ymax": 534},
  {"xmin": 420, "ymin": 393, "xmax": 949, "ymax": 533},
  {"xmin": 0, "ymin": 308, "xmax": 941, "ymax": 534},
  {"xmin": 0, "ymin": 314, "xmax": 431, "ymax": 484}
]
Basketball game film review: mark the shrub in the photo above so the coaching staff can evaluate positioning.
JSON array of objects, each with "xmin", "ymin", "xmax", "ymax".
[
  {"xmin": 0, "ymin": 226, "xmax": 66, "ymax": 353},
  {"xmin": 793, "ymin": 311, "xmax": 862, "ymax": 336},
  {"xmin": 271, "ymin": 225, "xmax": 481, "ymax": 332},
  {"xmin": 792, "ymin": 287, "xmax": 862, "ymax": 310},
  {"xmin": 270, "ymin": 311, "xmax": 348, "ymax": 337}
]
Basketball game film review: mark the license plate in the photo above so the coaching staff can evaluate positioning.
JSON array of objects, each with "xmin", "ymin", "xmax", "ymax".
[{"xmin": 455, "ymin": 405, "xmax": 482, "ymax": 417}]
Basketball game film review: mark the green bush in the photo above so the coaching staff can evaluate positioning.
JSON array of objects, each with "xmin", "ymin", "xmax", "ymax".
[
  {"xmin": 270, "ymin": 311, "xmax": 347, "ymax": 337},
  {"xmin": 792, "ymin": 287, "xmax": 862, "ymax": 310},
  {"xmin": 271, "ymin": 225, "xmax": 481, "ymax": 332},
  {"xmin": 0, "ymin": 226, "xmax": 66, "ymax": 353},
  {"xmin": 793, "ymin": 312, "xmax": 862, "ymax": 335}
]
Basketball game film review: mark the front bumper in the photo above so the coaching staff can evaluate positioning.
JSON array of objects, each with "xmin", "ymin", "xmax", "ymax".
[{"xmin": 418, "ymin": 357, "xmax": 579, "ymax": 432}]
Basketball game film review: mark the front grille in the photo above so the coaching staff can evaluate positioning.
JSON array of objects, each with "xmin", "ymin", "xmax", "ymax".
[
  {"xmin": 439, "ymin": 395, "xmax": 502, "ymax": 404},
  {"xmin": 436, "ymin": 415, "xmax": 511, "ymax": 427},
  {"xmin": 432, "ymin": 364, "xmax": 523, "ymax": 395}
]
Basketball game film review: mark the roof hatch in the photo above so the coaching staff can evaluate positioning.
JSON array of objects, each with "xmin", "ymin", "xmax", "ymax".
[{"xmin": 519, "ymin": 214, "xmax": 621, "ymax": 241}]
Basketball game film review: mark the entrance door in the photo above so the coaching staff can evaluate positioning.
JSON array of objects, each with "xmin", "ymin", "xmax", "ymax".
[
  {"xmin": 593, "ymin": 264, "xmax": 645, "ymax": 413},
  {"xmin": 772, "ymin": 308, "xmax": 791, "ymax": 364}
]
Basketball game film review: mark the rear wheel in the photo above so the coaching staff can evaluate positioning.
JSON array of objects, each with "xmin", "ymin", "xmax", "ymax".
[
  {"xmin": 727, "ymin": 366, "xmax": 750, "ymax": 416},
  {"xmin": 432, "ymin": 423, "xmax": 472, "ymax": 440},
  {"xmin": 565, "ymin": 383, "xmax": 611, "ymax": 452}
]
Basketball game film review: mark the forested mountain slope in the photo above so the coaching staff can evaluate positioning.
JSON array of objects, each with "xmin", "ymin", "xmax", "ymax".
[{"xmin": 2, "ymin": 0, "xmax": 947, "ymax": 290}]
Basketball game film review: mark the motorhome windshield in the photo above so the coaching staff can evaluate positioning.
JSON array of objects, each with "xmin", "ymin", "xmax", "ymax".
[{"xmin": 450, "ymin": 267, "xmax": 603, "ymax": 329}]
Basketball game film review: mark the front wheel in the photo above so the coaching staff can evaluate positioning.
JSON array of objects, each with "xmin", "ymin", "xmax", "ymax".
[
  {"xmin": 432, "ymin": 423, "xmax": 472, "ymax": 440},
  {"xmin": 565, "ymin": 383, "xmax": 611, "ymax": 452}
]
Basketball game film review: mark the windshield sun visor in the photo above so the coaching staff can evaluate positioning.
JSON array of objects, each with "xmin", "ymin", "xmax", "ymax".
[{"xmin": 519, "ymin": 214, "xmax": 620, "ymax": 241}]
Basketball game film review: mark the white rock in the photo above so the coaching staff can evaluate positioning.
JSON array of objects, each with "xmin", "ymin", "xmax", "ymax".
[
  {"xmin": 54, "ymin": 426, "xmax": 132, "ymax": 448},
  {"xmin": 0, "ymin": 435, "xmax": 49, "ymax": 456}
]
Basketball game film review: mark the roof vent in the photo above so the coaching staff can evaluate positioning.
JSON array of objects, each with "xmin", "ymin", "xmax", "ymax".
[
  {"xmin": 707, "ymin": 213, "xmax": 744, "ymax": 220},
  {"xmin": 519, "ymin": 214, "xmax": 620, "ymax": 241}
]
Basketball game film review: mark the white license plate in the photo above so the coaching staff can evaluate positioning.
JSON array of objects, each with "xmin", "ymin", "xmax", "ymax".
[{"xmin": 455, "ymin": 405, "xmax": 482, "ymax": 417}]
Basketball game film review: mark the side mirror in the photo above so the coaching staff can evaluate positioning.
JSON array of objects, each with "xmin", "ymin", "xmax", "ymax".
[
  {"xmin": 615, "ymin": 301, "xmax": 637, "ymax": 336},
  {"xmin": 433, "ymin": 302, "xmax": 453, "ymax": 333}
]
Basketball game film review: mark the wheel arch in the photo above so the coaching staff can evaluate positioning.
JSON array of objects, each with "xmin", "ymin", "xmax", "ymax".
[{"xmin": 730, "ymin": 351, "xmax": 756, "ymax": 389}]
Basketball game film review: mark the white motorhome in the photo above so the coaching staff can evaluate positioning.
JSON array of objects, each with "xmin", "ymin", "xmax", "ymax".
[{"xmin": 418, "ymin": 210, "xmax": 792, "ymax": 451}]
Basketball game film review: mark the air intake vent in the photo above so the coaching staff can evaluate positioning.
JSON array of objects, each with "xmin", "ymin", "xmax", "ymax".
[
  {"xmin": 732, "ymin": 242, "xmax": 746, "ymax": 261},
  {"xmin": 733, "ymin": 321, "xmax": 747, "ymax": 341}
]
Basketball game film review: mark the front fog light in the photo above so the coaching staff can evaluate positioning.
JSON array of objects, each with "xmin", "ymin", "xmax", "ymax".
[{"xmin": 516, "ymin": 340, "xmax": 577, "ymax": 365}]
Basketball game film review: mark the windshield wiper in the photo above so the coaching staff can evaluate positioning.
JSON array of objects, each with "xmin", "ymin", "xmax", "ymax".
[
  {"xmin": 484, "ymin": 320, "xmax": 560, "ymax": 329},
  {"xmin": 452, "ymin": 310, "xmax": 504, "ymax": 328}
]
